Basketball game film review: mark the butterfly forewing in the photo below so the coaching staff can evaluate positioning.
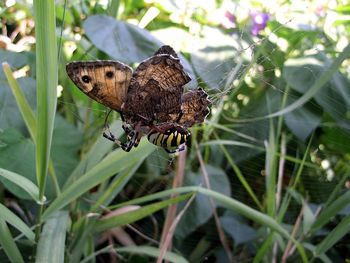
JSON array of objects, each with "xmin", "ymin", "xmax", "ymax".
[
  {"xmin": 123, "ymin": 49, "xmax": 192, "ymax": 123},
  {"xmin": 66, "ymin": 60, "xmax": 133, "ymax": 112}
]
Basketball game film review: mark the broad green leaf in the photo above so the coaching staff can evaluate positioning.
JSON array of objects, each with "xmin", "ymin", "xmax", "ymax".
[
  {"xmin": 36, "ymin": 211, "xmax": 69, "ymax": 263},
  {"xmin": 220, "ymin": 211, "xmax": 256, "ymax": 246},
  {"xmin": 175, "ymin": 166, "xmax": 231, "ymax": 239},
  {"xmin": 0, "ymin": 77, "xmax": 36, "ymax": 135},
  {"xmin": 82, "ymin": 15, "xmax": 196, "ymax": 80},
  {"xmin": 0, "ymin": 116, "xmax": 83, "ymax": 200},
  {"xmin": 284, "ymin": 98, "xmax": 322, "ymax": 141},
  {"xmin": 190, "ymin": 27, "xmax": 250, "ymax": 91}
]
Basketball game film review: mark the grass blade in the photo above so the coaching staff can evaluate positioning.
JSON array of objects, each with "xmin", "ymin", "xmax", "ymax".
[
  {"xmin": 0, "ymin": 218, "xmax": 24, "ymax": 263},
  {"xmin": 315, "ymin": 214, "xmax": 350, "ymax": 257},
  {"xmin": 0, "ymin": 168, "xmax": 41, "ymax": 202},
  {"xmin": 2, "ymin": 62, "xmax": 37, "ymax": 141},
  {"xmin": 33, "ymin": 0, "xmax": 58, "ymax": 201},
  {"xmin": 36, "ymin": 211, "xmax": 69, "ymax": 263},
  {"xmin": 42, "ymin": 141, "xmax": 155, "ymax": 221},
  {"xmin": 0, "ymin": 203, "xmax": 35, "ymax": 242},
  {"xmin": 93, "ymin": 193, "xmax": 194, "ymax": 232}
]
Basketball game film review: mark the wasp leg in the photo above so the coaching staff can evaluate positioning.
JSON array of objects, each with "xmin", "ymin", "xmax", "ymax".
[
  {"xmin": 163, "ymin": 144, "xmax": 186, "ymax": 154},
  {"xmin": 175, "ymin": 89, "xmax": 184, "ymax": 123},
  {"xmin": 120, "ymin": 103, "xmax": 132, "ymax": 136},
  {"xmin": 133, "ymin": 133, "xmax": 143, "ymax": 148},
  {"xmin": 102, "ymin": 108, "xmax": 140, "ymax": 152}
]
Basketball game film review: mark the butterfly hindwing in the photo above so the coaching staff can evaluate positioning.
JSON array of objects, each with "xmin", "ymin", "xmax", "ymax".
[
  {"xmin": 66, "ymin": 60, "xmax": 133, "ymax": 112},
  {"xmin": 157, "ymin": 88, "xmax": 211, "ymax": 127}
]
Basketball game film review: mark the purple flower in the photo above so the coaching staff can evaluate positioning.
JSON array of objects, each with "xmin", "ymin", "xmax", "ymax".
[
  {"xmin": 222, "ymin": 11, "xmax": 236, "ymax": 29},
  {"xmin": 250, "ymin": 11, "xmax": 270, "ymax": 36}
]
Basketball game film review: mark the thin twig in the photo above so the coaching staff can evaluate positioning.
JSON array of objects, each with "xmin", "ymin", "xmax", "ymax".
[
  {"xmin": 281, "ymin": 194, "xmax": 309, "ymax": 263},
  {"xmin": 195, "ymin": 141, "xmax": 234, "ymax": 263},
  {"xmin": 158, "ymin": 147, "xmax": 187, "ymax": 259}
]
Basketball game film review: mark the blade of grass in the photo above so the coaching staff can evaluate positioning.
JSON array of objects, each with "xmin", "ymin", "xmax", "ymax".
[
  {"xmin": 33, "ymin": 0, "xmax": 58, "ymax": 246},
  {"xmin": 42, "ymin": 141, "xmax": 155, "ymax": 221},
  {"xmin": 80, "ymin": 246, "xmax": 189, "ymax": 263},
  {"xmin": 0, "ymin": 218, "xmax": 24, "ymax": 263},
  {"xmin": 0, "ymin": 168, "xmax": 40, "ymax": 202},
  {"xmin": 34, "ymin": 0, "xmax": 58, "ymax": 201},
  {"xmin": 2, "ymin": 63, "xmax": 60, "ymax": 197},
  {"xmin": 310, "ymin": 190, "xmax": 350, "ymax": 232},
  {"xmin": 93, "ymin": 193, "xmax": 194, "ymax": 233},
  {"xmin": 35, "ymin": 211, "xmax": 69, "ymax": 263},
  {"xmin": 215, "ymin": 134, "xmax": 262, "ymax": 210},
  {"xmin": 2, "ymin": 62, "xmax": 37, "ymax": 140},
  {"xmin": 0, "ymin": 203, "xmax": 35, "ymax": 242},
  {"xmin": 315, "ymin": 214, "xmax": 350, "ymax": 257},
  {"xmin": 202, "ymin": 140, "xmax": 319, "ymax": 169}
]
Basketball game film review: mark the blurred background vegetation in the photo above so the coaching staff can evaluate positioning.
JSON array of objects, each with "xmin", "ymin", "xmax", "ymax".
[{"xmin": 1, "ymin": 0, "xmax": 350, "ymax": 262}]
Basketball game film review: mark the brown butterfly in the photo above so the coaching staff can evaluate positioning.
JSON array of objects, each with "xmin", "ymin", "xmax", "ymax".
[{"xmin": 66, "ymin": 45, "xmax": 210, "ymax": 153}]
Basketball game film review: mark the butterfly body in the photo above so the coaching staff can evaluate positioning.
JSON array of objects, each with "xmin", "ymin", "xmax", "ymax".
[{"xmin": 66, "ymin": 45, "xmax": 210, "ymax": 153}]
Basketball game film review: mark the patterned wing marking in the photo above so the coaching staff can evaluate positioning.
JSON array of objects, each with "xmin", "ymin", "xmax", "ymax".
[{"xmin": 66, "ymin": 60, "xmax": 133, "ymax": 112}]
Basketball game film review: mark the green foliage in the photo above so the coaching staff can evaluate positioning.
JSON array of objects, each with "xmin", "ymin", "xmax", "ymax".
[{"xmin": 1, "ymin": 0, "xmax": 350, "ymax": 262}]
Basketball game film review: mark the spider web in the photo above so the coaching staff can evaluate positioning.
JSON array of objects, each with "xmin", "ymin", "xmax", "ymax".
[
  {"xmin": 55, "ymin": 5, "xmax": 349, "ymax": 257},
  {"xmin": 117, "ymin": 15, "xmax": 350, "ymax": 253}
]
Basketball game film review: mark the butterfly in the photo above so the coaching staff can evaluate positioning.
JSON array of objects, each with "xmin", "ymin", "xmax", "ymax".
[{"xmin": 66, "ymin": 45, "xmax": 210, "ymax": 153}]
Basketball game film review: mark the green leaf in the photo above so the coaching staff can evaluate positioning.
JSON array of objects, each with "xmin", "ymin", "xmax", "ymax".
[
  {"xmin": 175, "ymin": 166, "xmax": 231, "ymax": 239},
  {"xmin": 284, "ymin": 98, "xmax": 322, "ymax": 141},
  {"xmin": 315, "ymin": 214, "xmax": 350, "ymax": 256},
  {"xmin": 0, "ymin": 50, "xmax": 31, "ymax": 79},
  {"xmin": 283, "ymin": 55, "xmax": 350, "ymax": 126},
  {"xmin": 0, "ymin": 203, "xmax": 35, "ymax": 242},
  {"xmin": 0, "ymin": 77, "xmax": 36, "ymax": 135},
  {"xmin": 0, "ymin": 128, "xmax": 36, "ymax": 200},
  {"xmin": 220, "ymin": 211, "xmax": 256, "ymax": 246},
  {"xmin": 62, "ymin": 120, "xmax": 121, "ymax": 190},
  {"xmin": 93, "ymin": 192, "xmax": 193, "ymax": 232},
  {"xmin": 83, "ymin": 14, "xmax": 161, "ymax": 63},
  {"xmin": 2, "ymin": 63, "xmax": 37, "ymax": 141},
  {"xmin": 42, "ymin": 140, "xmax": 155, "ymax": 221},
  {"xmin": 34, "ymin": 0, "xmax": 58, "ymax": 201},
  {"xmin": 267, "ymin": 43, "xmax": 350, "ymax": 119},
  {"xmin": 36, "ymin": 211, "xmax": 69, "ymax": 263},
  {"xmin": 0, "ymin": 168, "xmax": 40, "ymax": 202},
  {"xmin": 81, "ymin": 246, "xmax": 189, "ymax": 263},
  {"xmin": 311, "ymin": 190, "xmax": 350, "ymax": 232},
  {"xmin": 190, "ymin": 28, "xmax": 250, "ymax": 91},
  {"xmin": 0, "ymin": 117, "xmax": 82, "ymax": 200},
  {"xmin": 0, "ymin": 218, "xmax": 24, "ymax": 263},
  {"xmin": 82, "ymin": 15, "xmax": 196, "ymax": 80}
]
